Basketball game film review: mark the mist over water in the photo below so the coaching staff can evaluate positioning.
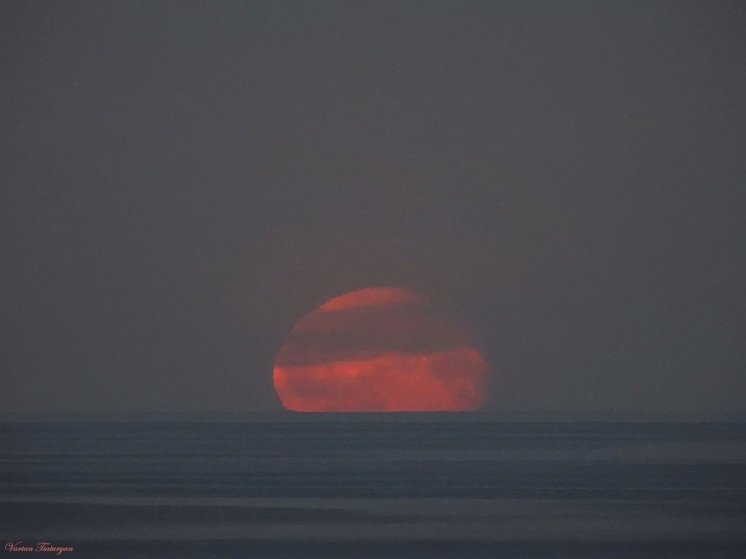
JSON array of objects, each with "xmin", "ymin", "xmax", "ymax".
[{"xmin": 1, "ymin": 419, "xmax": 745, "ymax": 558}]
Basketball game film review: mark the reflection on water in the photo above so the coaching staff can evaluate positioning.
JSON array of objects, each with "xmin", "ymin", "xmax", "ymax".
[{"xmin": 1, "ymin": 419, "xmax": 745, "ymax": 558}]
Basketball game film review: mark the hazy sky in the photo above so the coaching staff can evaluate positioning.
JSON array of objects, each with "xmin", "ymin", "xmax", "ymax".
[{"xmin": 1, "ymin": 1, "xmax": 744, "ymax": 416}]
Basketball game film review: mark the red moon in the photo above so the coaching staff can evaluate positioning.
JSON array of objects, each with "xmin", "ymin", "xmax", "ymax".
[{"xmin": 273, "ymin": 287, "xmax": 488, "ymax": 412}]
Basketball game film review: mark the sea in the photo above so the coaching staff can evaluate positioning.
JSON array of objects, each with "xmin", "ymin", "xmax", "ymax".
[{"xmin": 1, "ymin": 416, "xmax": 745, "ymax": 558}]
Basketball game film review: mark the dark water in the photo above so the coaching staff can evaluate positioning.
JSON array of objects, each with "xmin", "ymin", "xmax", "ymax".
[{"xmin": 1, "ymin": 419, "xmax": 745, "ymax": 558}]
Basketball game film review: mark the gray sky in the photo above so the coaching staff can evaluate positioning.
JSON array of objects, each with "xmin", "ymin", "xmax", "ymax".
[{"xmin": 1, "ymin": 1, "xmax": 744, "ymax": 416}]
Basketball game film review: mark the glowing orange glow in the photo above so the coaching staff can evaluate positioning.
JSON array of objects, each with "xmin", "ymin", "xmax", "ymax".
[
  {"xmin": 273, "ymin": 287, "xmax": 488, "ymax": 412},
  {"xmin": 317, "ymin": 287, "xmax": 430, "ymax": 312},
  {"xmin": 275, "ymin": 347, "xmax": 486, "ymax": 412}
]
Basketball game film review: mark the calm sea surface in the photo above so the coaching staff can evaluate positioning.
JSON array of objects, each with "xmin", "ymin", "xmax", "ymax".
[{"xmin": 1, "ymin": 419, "xmax": 745, "ymax": 558}]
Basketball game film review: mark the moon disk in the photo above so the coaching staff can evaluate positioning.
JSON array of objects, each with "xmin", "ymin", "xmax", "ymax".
[{"xmin": 273, "ymin": 287, "xmax": 488, "ymax": 412}]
